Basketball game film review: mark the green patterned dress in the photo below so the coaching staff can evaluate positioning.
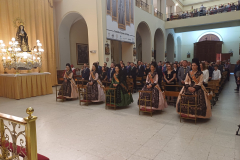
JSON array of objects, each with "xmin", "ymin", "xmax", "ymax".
[{"xmin": 106, "ymin": 73, "xmax": 133, "ymax": 106}]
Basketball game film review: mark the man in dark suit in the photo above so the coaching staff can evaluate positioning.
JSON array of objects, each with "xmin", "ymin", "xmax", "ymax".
[
  {"xmin": 129, "ymin": 62, "xmax": 136, "ymax": 92},
  {"xmin": 234, "ymin": 60, "xmax": 240, "ymax": 92},
  {"xmin": 120, "ymin": 60, "xmax": 123, "ymax": 65},
  {"xmin": 163, "ymin": 61, "xmax": 170, "ymax": 73},
  {"xmin": 121, "ymin": 63, "xmax": 127, "ymax": 80},
  {"xmin": 104, "ymin": 62, "xmax": 109, "ymax": 72},
  {"xmin": 107, "ymin": 62, "xmax": 115, "ymax": 81},
  {"xmin": 82, "ymin": 63, "xmax": 90, "ymax": 81},
  {"xmin": 216, "ymin": 60, "xmax": 223, "ymax": 73},
  {"xmin": 97, "ymin": 62, "xmax": 102, "ymax": 74},
  {"xmin": 137, "ymin": 61, "xmax": 145, "ymax": 77},
  {"xmin": 206, "ymin": 61, "xmax": 213, "ymax": 81},
  {"xmin": 178, "ymin": 60, "xmax": 190, "ymax": 85},
  {"xmin": 126, "ymin": 62, "xmax": 131, "ymax": 75},
  {"xmin": 156, "ymin": 61, "xmax": 163, "ymax": 88}
]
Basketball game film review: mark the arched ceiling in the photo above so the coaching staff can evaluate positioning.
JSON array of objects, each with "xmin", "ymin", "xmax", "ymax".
[{"xmin": 166, "ymin": 0, "xmax": 176, "ymax": 7}]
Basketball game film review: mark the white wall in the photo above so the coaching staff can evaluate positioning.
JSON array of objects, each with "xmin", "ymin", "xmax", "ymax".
[
  {"xmin": 165, "ymin": 29, "xmax": 182, "ymax": 62},
  {"xmin": 154, "ymin": 29, "xmax": 164, "ymax": 62},
  {"xmin": 181, "ymin": 26, "xmax": 240, "ymax": 63},
  {"xmin": 135, "ymin": 6, "xmax": 166, "ymax": 63},
  {"xmin": 54, "ymin": 0, "xmax": 103, "ymax": 70},
  {"xmin": 122, "ymin": 42, "xmax": 134, "ymax": 63},
  {"xmin": 70, "ymin": 19, "xmax": 88, "ymax": 69}
]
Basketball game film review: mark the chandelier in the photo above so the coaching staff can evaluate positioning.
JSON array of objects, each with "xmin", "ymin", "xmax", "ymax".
[{"xmin": 0, "ymin": 38, "xmax": 44, "ymax": 73}]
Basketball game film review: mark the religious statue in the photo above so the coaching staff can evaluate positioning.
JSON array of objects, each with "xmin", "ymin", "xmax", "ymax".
[{"xmin": 16, "ymin": 24, "xmax": 30, "ymax": 52}]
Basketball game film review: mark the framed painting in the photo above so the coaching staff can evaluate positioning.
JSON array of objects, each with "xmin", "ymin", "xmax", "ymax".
[{"xmin": 76, "ymin": 43, "xmax": 89, "ymax": 65}]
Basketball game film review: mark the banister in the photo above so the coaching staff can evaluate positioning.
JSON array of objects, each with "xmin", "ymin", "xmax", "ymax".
[
  {"xmin": 0, "ymin": 113, "xmax": 27, "ymax": 125},
  {"xmin": 0, "ymin": 107, "xmax": 38, "ymax": 160}
]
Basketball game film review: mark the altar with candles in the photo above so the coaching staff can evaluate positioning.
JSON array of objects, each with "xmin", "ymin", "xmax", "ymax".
[{"xmin": 0, "ymin": 22, "xmax": 53, "ymax": 99}]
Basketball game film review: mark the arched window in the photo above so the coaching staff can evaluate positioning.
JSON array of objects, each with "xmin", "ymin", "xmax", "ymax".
[{"xmin": 198, "ymin": 34, "xmax": 220, "ymax": 42}]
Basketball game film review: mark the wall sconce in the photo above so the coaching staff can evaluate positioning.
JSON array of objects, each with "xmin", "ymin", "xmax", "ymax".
[
  {"xmin": 90, "ymin": 50, "xmax": 97, "ymax": 53},
  {"xmin": 187, "ymin": 51, "xmax": 190, "ymax": 58},
  {"xmin": 105, "ymin": 41, "xmax": 110, "ymax": 55},
  {"xmin": 133, "ymin": 45, "xmax": 136, "ymax": 56}
]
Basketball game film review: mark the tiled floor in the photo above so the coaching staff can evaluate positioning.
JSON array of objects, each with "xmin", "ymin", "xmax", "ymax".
[{"xmin": 0, "ymin": 75, "xmax": 240, "ymax": 160}]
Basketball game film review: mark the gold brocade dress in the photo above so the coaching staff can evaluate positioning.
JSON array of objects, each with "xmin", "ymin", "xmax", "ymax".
[
  {"xmin": 176, "ymin": 71, "xmax": 212, "ymax": 119},
  {"xmin": 58, "ymin": 71, "xmax": 79, "ymax": 99}
]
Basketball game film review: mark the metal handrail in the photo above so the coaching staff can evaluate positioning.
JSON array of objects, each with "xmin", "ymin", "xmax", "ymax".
[
  {"xmin": 154, "ymin": 10, "xmax": 163, "ymax": 20},
  {"xmin": 0, "ymin": 107, "xmax": 38, "ymax": 160},
  {"xmin": 136, "ymin": 0, "xmax": 150, "ymax": 13}
]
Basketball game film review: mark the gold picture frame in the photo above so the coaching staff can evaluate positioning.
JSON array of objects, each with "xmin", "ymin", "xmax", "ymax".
[{"xmin": 76, "ymin": 43, "xmax": 89, "ymax": 65}]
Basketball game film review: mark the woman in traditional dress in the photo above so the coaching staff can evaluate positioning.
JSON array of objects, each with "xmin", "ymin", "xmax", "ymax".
[
  {"xmin": 176, "ymin": 58, "xmax": 212, "ymax": 119},
  {"xmin": 58, "ymin": 63, "xmax": 78, "ymax": 99},
  {"xmin": 106, "ymin": 64, "xmax": 133, "ymax": 107},
  {"xmin": 83, "ymin": 63, "xmax": 105, "ymax": 102},
  {"xmin": 138, "ymin": 62, "xmax": 168, "ymax": 110}
]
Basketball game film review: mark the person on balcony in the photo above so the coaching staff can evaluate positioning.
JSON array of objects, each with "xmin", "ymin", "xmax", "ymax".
[
  {"xmin": 176, "ymin": 58, "xmax": 212, "ymax": 119},
  {"xmin": 58, "ymin": 63, "xmax": 79, "ymax": 99},
  {"xmin": 231, "ymin": 3, "xmax": 236, "ymax": 11},
  {"xmin": 200, "ymin": 4, "xmax": 204, "ymax": 11},
  {"xmin": 83, "ymin": 62, "xmax": 105, "ymax": 102},
  {"xmin": 138, "ymin": 62, "xmax": 167, "ymax": 110},
  {"xmin": 182, "ymin": 12, "xmax": 186, "ymax": 19},
  {"xmin": 237, "ymin": 2, "xmax": 240, "ymax": 10},
  {"xmin": 106, "ymin": 64, "xmax": 133, "ymax": 107}
]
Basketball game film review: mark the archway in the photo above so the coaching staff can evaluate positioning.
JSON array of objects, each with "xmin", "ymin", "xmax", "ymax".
[
  {"xmin": 177, "ymin": 36, "xmax": 181, "ymax": 61},
  {"xmin": 166, "ymin": 34, "xmax": 174, "ymax": 62},
  {"xmin": 58, "ymin": 12, "xmax": 88, "ymax": 69},
  {"xmin": 197, "ymin": 32, "xmax": 223, "ymax": 42},
  {"xmin": 198, "ymin": 34, "xmax": 220, "ymax": 42},
  {"xmin": 154, "ymin": 28, "xmax": 164, "ymax": 62},
  {"xmin": 136, "ymin": 22, "xmax": 151, "ymax": 63},
  {"xmin": 136, "ymin": 32, "xmax": 142, "ymax": 61}
]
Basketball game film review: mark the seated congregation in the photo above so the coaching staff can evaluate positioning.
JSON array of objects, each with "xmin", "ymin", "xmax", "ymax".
[
  {"xmin": 169, "ymin": 2, "xmax": 240, "ymax": 21},
  {"xmin": 56, "ymin": 57, "xmax": 232, "ymax": 121}
]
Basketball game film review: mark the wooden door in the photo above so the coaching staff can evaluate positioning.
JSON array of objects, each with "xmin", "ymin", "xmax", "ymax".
[{"xmin": 194, "ymin": 41, "xmax": 223, "ymax": 62}]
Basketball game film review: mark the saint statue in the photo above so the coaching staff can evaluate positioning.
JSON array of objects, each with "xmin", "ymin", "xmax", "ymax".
[{"xmin": 16, "ymin": 24, "xmax": 30, "ymax": 52}]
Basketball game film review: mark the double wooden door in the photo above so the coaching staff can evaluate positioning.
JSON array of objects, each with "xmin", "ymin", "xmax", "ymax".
[{"xmin": 194, "ymin": 41, "xmax": 223, "ymax": 62}]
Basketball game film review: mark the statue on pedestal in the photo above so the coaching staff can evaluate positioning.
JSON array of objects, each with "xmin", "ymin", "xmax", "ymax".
[{"xmin": 16, "ymin": 23, "xmax": 30, "ymax": 52}]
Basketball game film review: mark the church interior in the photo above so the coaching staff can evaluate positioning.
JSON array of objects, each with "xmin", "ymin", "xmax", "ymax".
[{"xmin": 0, "ymin": 0, "xmax": 240, "ymax": 159}]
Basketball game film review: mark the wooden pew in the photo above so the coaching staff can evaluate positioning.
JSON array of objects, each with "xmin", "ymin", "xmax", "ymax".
[{"xmin": 163, "ymin": 84, "xmax": 183, "ymax": 105}]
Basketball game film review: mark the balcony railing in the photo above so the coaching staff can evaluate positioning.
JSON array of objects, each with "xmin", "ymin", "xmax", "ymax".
[
  {"xmin": 0, "ymin": 107, "xmax": 38, "ymax": 160},
  {"xmin": 166, "ymin": 1, "xmax": 240, "ymax": 21},
  {"xmin": 136, "ymin": 0, "xmax": 150, "ymax": 13},
  {"xmin": 154, "ymin": 10, "xmax": 163, "ymax": 20}
]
